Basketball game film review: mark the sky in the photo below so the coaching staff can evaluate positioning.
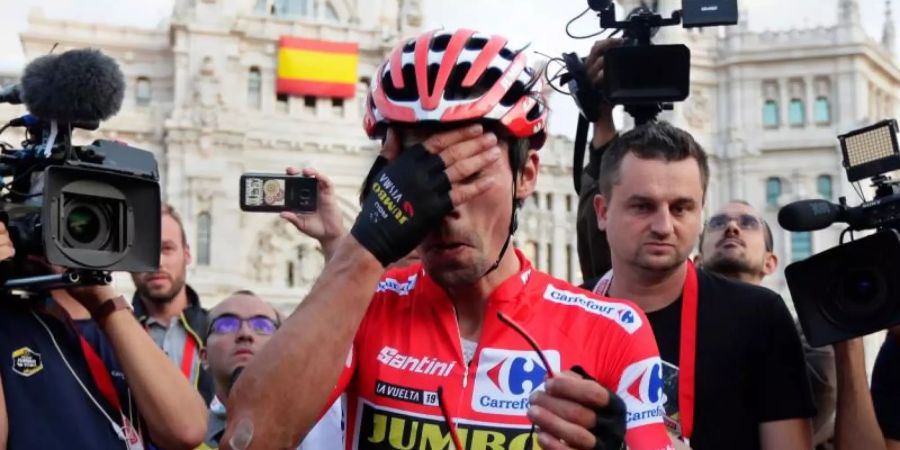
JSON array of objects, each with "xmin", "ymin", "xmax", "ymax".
[{"xmin": 0, "ymin": 0, "xmax": 896, "ymax": 136}]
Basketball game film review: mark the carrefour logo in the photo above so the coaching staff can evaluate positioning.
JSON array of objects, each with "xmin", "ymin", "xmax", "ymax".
[
  {"xmin": 542, "ymin": 285, "xmax": 643, "ymax": 334},
  {"xmin": 376, "ymin": 274, "xmax": 417, "ymax": 296},
  {"xmin": 616, "ymin": 357, "xmax": 666, "ymax": 429},
  {"xmin": 472, "ymin": 348, "xmax": 560, "ymax": 416}
]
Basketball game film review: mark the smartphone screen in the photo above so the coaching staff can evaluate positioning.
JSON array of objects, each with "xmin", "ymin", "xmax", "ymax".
[{"xmin": 240, "ymin": 173, "xmax": 318, "ymax": 212}]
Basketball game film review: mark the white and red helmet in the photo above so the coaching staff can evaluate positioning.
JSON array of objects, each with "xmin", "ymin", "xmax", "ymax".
[{"xmin": 364, "ymin": 29, "xmax": 548, "ymax": 149}]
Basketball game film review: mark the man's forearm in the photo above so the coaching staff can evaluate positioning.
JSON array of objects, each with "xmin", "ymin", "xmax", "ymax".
[
  {"xmin": 100, "ymin": 310, "xmax": 208, "ymax": 449},
  {"xmin": 223, "ymin": 237, "xmax": 384, "ymax": 449},
  {"xmin": 834, "ymin": 338, "xmax": 886, "ymax": 450},
  {"xmin": 591, "ymin": 112, "xmax": 617, "ymax": 149}
]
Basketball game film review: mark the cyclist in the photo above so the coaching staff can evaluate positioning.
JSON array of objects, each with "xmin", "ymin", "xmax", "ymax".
[{"xmin": 223, "ymin": 29, "xmax": 673, "ymax": 450}]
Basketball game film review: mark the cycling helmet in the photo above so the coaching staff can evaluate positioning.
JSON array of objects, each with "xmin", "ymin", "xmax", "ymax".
[{"xmin": 364, "ymin": 28, "xmax": 548, "ymax": 149}]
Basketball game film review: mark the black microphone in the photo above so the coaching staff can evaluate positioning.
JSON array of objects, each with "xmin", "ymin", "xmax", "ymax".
[
  {"xmin": 778, "ymin": 199, "xmax": 843, "ymax": 231},
  {"xmin": 18, "ymin": 48, "xmax": 125, "ymax": 123}
]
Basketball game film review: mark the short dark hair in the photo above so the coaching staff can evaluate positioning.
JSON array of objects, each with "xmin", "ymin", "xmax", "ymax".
[
  {"xmin": 597, "ymin": 121, "xmax": 709, "ymax": 200},
  {"xmin": 698, "ymin": 200, "xmax": 774, "ymax": 252}
]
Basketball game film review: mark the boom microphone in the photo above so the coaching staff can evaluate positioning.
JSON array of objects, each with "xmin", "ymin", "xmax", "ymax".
[
  {"xmin": 778, "ymin": 199, "xmax": 842, "ymax": 231},
  {"xmin": 18, "ymin": 48, "xmax": 125, "ymax": 123}
]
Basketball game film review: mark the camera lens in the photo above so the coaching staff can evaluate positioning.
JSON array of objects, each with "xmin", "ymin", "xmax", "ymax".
[
  {"xmin": 66, "ymin": 206, "xmax": 102, "ymax": 244},
  {"xmin": 299, "ymin": 188, "xmax": 311, "ymax": 199},
  {"xmin": 822, "ymin": 267, "xmax": 891, "ymax": 332},
  {"xmin": 61, "ymin": 199, "xmax": 114, "ymax": 251},
  {"xmin": 843, "ymin": 270, "xmax": 881, "ymax": 305}
]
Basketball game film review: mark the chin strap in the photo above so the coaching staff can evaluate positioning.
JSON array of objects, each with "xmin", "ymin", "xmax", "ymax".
[{"xmin": 483, "ymin": 169, "xmax": 519, "ymax": 277}]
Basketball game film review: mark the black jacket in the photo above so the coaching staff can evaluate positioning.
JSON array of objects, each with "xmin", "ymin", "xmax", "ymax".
[{"xmin": 132, "ymin": 285, "xmax": 214, "ymax": 405}]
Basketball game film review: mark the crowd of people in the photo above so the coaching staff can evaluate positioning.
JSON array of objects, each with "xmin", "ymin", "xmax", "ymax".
[{"xmin": 0, "ymin": 28, "xmax": 896, "ymax": 450}]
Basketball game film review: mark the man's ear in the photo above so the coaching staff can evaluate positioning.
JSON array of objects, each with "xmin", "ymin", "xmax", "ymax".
[
  {"xmin": 380, "ymin": 127, "xmax": 402, "ymax": 160},
  {"xmin": 593, "ymin": 193, "xmax": 610, "ymax": 231},
  {"xmin": 762, "ymin": 252, "xmax": 778, "ymax": 276},
  {"xmin": 200, "ymin": 348, "xmax": 209, "ymax": 370},
  {"xmin": 184, "ymin": 243, "xmax": 192, "ymax": 267},
  {"xmin": 514, "ymin": 150, "xmax": 539, "ymax": 201}
]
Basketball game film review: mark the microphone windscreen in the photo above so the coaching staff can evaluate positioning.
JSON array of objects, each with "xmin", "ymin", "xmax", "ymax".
[{"xmin": 21, "ymin": 48, "xmax": 125, "ymax": 123}]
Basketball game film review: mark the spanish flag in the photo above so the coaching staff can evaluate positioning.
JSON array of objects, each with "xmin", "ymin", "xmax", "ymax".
[{"xmin": 276, "ymin": 37, "xmax": 359, "ymax": 98}]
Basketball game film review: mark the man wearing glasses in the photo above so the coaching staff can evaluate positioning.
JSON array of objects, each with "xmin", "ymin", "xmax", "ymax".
[
  {"xmin": 221, "ymin": 29, "xmax": 674, "ymax": 450},
  {"xmin": 696, "ymin": 201, "xmax": 778, "ymax": 284},
  {"xmin": 199, "ymin": 290, "xmax": 342, "ymax": 450},
  {"xmin": 697, "ymin": 201, "xmax": 889, "ymax": 450}
]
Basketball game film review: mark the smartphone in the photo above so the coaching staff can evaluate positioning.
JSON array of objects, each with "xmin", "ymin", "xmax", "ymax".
[{"xmin": 239, "ymin": 173, "xmax": 318, "ymax": 213}]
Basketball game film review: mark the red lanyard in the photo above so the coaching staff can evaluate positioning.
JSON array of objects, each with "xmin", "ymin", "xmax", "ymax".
[
  {"xmin": 44, "ymin": 302, "xmax": 126, "ymax": 415},
  {"xmin": 78, "ymin": 335, "xmax": 123, "ymax": 412},
  {"xmin": 44, "ymin": 303, "xmax": 145, "ymax": 449},
  {"xmin": 144, "ymin": 315, "xmax": 197, "ymax": 380},
  {"xmin": 679, "ymin": 261, "xmax": 699, "ymax": 440},
  {"xmin": 180, "ymin": 334, "xmax": 196, "ymax": 379},
  {"xmin": 595, "ymin": 261, "xmax": 699, "ymax": 440}
]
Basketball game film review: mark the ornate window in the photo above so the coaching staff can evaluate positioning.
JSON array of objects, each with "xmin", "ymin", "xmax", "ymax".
[
  {"xmin": 791, "ymin": 232, "xmax": 812, "ymax": 261},
  {"xmin": 546, "ymin": 243, "xmax": 553, "ymax": 275},
  {"xmin": 196, "ymin": 212, "xmax": 211, "ymax": 266},
  {"xmin": 247, "ymin": 67, "xmax": 261, "ymax": 110},
  {"xmin": 766, "ymin": 177, "xmax": 782, "ymax": 207},
  {"xmin": 275, "ymin": 0, "xmax": 310, "ymax": 16},
  {"xmin": 324, "ymin": 2, "xmax": 339, "ymax": 21},
  {"xmin": 762, "ymin": 81, "xmax": 780, "ymax": 128},
  {"xmin": 814, "ymin": 96, "xmax": 831, "ymax": 124},
  {"xmin": 136, "ymin": 77, "xmax": 152, "ymax": 106},
  {"xmin": 817, "ymin": 174, "xmax": 833, "ymax": 200},
  {"xmin": 789, "ymin": 98, "xmax": 805, "ymax": 126},
  {"xmin": 762, "ymin": 100, "xmax": 779, "ymax": 128},
  {"xmin": 286, "ymin": 261, "xmax": 295, "ymax": 287}
]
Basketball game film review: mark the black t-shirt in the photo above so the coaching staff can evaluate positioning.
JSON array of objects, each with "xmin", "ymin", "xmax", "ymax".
[
  {"xmin": 872, "ymin": 334, "xmax": 900, "ymax": 440},
  {"xmin": 586, "ymin": 268, "xmax": 816, "ymax": 450}
]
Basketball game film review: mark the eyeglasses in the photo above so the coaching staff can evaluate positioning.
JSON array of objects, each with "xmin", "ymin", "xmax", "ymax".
[
  {"xmin": 436, "ymin": 311, "xmax": 553, "ymax": 450},
  {"xmin": 707, "ymin": 213, "xmax": 762, "ymax": 231},
  {"xmin": 208, "ymin": 314, "xmax": 278, "ymax": 336}
]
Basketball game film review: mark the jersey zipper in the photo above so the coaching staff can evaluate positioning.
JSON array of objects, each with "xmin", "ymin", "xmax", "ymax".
[
  {"xmin": 449, "ymin": 304, "xmax": 470, "ymax": 390},
  {"xmin": 449, "ymin": 302, "xmax": 482, "ymax": 445}
]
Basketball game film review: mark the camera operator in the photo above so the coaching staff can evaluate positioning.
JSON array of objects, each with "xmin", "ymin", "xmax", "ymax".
[
  {"xmin": 575, "ymin": 38, "xmax": 623, "ymax": 281},
  {"xmin": 0, "ymin": 222, "xmax": 207, "ymax": 449},
  {"xmin": 696, "ymin": 200, "xmax": 888, "ymax": 450}
]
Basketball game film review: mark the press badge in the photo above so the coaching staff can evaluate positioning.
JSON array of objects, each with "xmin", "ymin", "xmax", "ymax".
[
  {"xmin": 661, "ymin": 360, "xmax": 683, "ymax": 439},
  {"xmin": 121, "ymin": 414, "xmax": 144, "ymax": 450}
]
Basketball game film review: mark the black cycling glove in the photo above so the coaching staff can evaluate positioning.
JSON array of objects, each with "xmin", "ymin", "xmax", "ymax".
[
  {"xmin": 571, "ymin": 365, "xmax": 627, "ymax": 450},
  {"xmin": 350, "ymin": 144, "xmax": 453, "ymax": 266}
]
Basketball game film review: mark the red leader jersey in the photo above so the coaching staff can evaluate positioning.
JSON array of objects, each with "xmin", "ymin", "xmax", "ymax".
[{"xmin": 331, "ymin": 250, "xmax": 673, "ymax": 450}]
